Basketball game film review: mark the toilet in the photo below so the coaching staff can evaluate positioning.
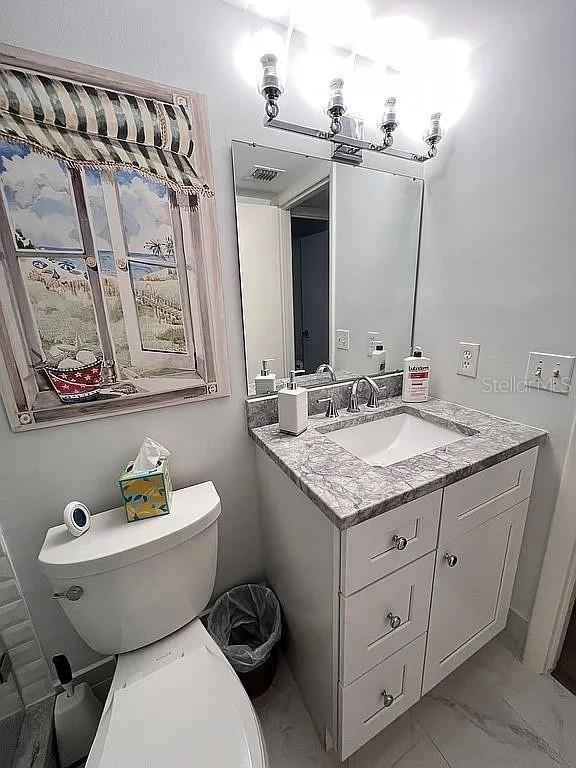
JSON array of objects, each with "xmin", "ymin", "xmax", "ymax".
[{"xmin": 38, "ymin": 483, "xmax": 268, "ymax": 767}]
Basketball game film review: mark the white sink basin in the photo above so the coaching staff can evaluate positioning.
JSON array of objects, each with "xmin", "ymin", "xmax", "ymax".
[{"xmin": 325, "ymin": 413, "xmax": 466, "ymax": 468}]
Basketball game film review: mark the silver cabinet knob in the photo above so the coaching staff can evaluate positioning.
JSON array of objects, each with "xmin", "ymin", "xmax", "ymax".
[
  {"xmin": 381, "ymin": 691, "xmax": 394, "ymax": 707},
  {"xmin": 52, "ymin": 586, "xmax": 84, "ymax": 601},
  {"xmin": 392, "ymin": 535, "xmax": 408, "ymax": 551},
  {"xmin": 387, "ymin": 612, "xmax": 402, "ymax": 630},
  {"xmin": 444, "ymin": 554, "xmax": 458, "ymax": 567}
]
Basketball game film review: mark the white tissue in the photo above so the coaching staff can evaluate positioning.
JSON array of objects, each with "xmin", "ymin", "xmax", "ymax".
[{"xmin": 131, "ymin": 437, "xmax": 171, "ymax": 473}]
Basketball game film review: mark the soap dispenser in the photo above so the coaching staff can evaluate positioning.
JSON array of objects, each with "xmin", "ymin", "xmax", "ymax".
[
  {"xmin": 278, "ymin": 370, "xmax": 308, "ymax": 435},
  {"xmin": 255, "ymin": 358, "xmax": 276, "ymax": 395}
]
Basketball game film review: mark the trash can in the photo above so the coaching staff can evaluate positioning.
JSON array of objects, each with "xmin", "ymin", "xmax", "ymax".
[{"xmin": 208, "ymin": 584, "xmax": 282, "ymax": 699}]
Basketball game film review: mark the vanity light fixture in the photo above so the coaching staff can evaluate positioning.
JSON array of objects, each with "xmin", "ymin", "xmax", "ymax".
[{"xmin": 258, "ymin": 54, "xmax": 443, "ymax": 164}]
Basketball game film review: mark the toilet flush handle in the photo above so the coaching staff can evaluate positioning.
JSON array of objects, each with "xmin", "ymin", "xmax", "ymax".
[{"xmin": 52, "ymin": 586, "xmax": 84, "ymax": 601}]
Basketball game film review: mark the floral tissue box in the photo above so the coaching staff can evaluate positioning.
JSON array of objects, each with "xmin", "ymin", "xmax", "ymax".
[{"xmin": 118, "ymin": 457, "xmax": 173, "ymax": 522}]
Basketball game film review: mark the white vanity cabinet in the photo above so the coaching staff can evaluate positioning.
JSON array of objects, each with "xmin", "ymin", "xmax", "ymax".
[{"xmin": 256, "ymin": 445, "xmax": 539, "ymax": 762}]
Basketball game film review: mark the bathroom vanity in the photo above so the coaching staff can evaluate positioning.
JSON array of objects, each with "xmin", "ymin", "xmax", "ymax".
[{"xmin": 249, "ymin": 397, "xmax": 546, "ymax": 761}]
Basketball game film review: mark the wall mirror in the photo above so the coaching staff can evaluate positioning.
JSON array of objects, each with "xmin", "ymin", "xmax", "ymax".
[{"xmin": 232, "ymin": 141, "xmax": 423, "ymax": 397}]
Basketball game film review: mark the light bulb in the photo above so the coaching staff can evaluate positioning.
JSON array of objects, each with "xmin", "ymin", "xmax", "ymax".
[
  {"xmin": 361, "ymin": 16, "xmax": 427, "ymax": 72},
  {"xmin": 293, "ymin": 41, "xmax": 354, "ymax": 113},
  {"xmin": 247, "ymin": 0, "xmax": 293, "ymax": 19},
  {"xmin": 346, "ymin": 63, "xmax": 403, "ymax": 128},
  {"xmin": 236, "ymin": 28, "xmax": 287, "ymax": 91},
  {"xmin": 398, "ymin": 69, "xmax": 472, "ymax": 143},
  {"xmin": 294, "ymin": 0, "xmax": 370, "ymax": 49},
  {"xmin": 418, "ymin": 38, "xmax": 471, "ymax": 75}
]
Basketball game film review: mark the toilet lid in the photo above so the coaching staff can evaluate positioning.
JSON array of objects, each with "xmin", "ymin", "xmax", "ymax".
[{"xmin": 97, "ymin": 645, "xmax": 266, "ymax": 767}]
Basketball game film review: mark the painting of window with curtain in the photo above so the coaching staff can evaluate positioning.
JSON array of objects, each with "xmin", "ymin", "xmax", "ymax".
[{"xmin": 0, "ymin": 55, "xmax": 227, "ymax": 429}]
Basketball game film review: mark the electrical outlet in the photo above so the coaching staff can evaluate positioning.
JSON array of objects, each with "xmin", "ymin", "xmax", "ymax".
[
  {"xmin": 457, "ymin": 342, "xmax": 480, "ymax": 378},
  {"xmin": 336, "ymin": 329, "xmax": 350, "ymax": 351},
  {"xmin": 525, "ymin": 351, "xmax": 575, "ymax": 394}
]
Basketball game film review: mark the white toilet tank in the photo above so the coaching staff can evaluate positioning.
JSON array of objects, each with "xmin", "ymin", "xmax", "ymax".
[{"xmin": 39, "ymin": 483, "xmax": 220, "ymax": 655}]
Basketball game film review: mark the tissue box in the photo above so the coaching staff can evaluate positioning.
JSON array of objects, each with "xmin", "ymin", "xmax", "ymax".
[{"xmin": 118, "ymin": 458, "xmax": 173, "ymax": 522}]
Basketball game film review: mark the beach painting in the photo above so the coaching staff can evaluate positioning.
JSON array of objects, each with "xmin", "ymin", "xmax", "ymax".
[{"xmin": 0, "ymin": 54, "xmax": 228, "ymax": 430}]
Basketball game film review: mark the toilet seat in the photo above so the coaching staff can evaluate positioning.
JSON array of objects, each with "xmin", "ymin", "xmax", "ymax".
[{"xmin": 86, "ymin": 619, "xmax": 267, "ymax": 768}]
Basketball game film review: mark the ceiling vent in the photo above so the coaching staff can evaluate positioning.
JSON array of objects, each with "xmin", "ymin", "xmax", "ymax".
[{"xmin": 246, "ymin": 165, "xmax": 286, "ymax": 183}]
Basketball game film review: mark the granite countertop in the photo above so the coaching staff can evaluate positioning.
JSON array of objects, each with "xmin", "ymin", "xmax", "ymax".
[{"xmin": 249, "ymin": 397, "xmax": 547, "ymax": 529}]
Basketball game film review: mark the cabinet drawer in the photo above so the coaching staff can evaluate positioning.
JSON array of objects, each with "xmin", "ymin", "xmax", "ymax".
[
  {"xmin": 340, "ymin": 553, "xmax": 434, "ymax": 684},
  {"xmin": 341, "ymin": 491, "xmax": 441, "ymax": 596},
  {"xmin": 439, "ymin": 448, "xmax": 537, "ymax": 545},
  {"xmin": 339, "ymin": 634, "xmax": 426, "ymax": 760}
]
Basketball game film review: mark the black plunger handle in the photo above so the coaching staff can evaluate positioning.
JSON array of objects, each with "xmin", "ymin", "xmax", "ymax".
[{"xmin": 52, "ymin": 654, "xmax": 73, "ymax": 686}]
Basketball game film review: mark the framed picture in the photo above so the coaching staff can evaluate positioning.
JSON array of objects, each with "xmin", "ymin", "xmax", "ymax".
[{"xmin": 0, "ymin": 45, "xmax": 229, "ymax": 431}]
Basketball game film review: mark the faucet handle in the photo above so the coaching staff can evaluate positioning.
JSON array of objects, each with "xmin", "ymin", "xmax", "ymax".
[{"xmin": 318, "ymin": 396, "xmax": 339, "ymax": 418}]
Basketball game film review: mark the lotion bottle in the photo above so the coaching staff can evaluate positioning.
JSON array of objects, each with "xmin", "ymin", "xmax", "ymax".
[
  {"xmin": 255, "ymin": 358, "xmax": 276, "ymax": 395},
  {"xmin": 278, "ymin": 370, "xmax": 308, "ymax": 435},
  {"xmin": 402, "ymin": 346, "xmax": 431, "ymax": 402}
]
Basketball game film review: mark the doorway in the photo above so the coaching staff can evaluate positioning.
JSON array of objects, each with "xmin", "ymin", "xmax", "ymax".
[
  {"xmin": 553, "ymin": 608, "xmax": 576, "ymax": 694},
  {"xmin": 291, "ymin": 217, "xmax": 329, "ymax": 373},
  {"xmin": 288, "ymin": 182, "xmax": 330, "ymax": 374}
]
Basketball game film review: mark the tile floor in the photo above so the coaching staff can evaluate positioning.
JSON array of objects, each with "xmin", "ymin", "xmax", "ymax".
[{"xmin": 254, "ymin": 639, "xmax": 576, "ymax": 767}]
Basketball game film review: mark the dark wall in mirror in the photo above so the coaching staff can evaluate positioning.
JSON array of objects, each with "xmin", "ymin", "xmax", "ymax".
[{"xmin": 232, "ymin": 142, "xmax": 423, "ymax": 397}]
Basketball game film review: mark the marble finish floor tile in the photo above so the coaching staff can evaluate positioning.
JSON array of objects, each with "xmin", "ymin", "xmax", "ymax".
[
  {"xmin": 258, "ymin": 644, "xmax": 576, "ymax": 768},
  {"xmin": 258, "ymin": 659, "xmax": 452, "ymax": 768},
  {"xmin": 413, "ymin": 653, "xmax": 569, "ymax": 768},
  {"xmin": 350, "ymin": 714, "xmax": 450, "ymax": 768},
  {"xmin": 253, "ymin": 654, "xmax": 295, "ymax": 712},
  {"xmin": 390, "ymin": 731, "xmax": 452, "ymax": 768},
  {"xmin": 257, "ymin": 686, "xmax": 329, "ymax": 767},
  {"xmin": 468, "ymin": 640, "xmax": 576, "ymax": 766}
]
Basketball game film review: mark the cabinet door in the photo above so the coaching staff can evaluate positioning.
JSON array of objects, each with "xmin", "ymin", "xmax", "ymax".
[{"xmin": 423, "ymin": 499, "xmax": 528, "ymax": 694}]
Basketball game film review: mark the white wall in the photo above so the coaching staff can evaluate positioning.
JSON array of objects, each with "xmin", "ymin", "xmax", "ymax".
[
  {"xmin": 332, "ymin": 164, "xmax": 422, "ymax": 374},
  {"xmin": 416, "ymin": 0, "xmax": 576, "ymax": 621},
  {"xmin": 237, "ymin": 201, "xmax": 287, "ymax": 383}
]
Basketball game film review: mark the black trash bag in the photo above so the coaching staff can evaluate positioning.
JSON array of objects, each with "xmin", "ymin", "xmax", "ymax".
[{"xmin": 207, "ymin": 584, "xmax": 281, "ymax": 673}]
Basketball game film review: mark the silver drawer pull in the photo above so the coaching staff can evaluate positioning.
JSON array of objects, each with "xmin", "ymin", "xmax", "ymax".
[
  {"xmin": 387, "ymin": 612, "xmax": 402, "ymax": 630},
  {"xmin": 444, "ymin": 553, "xmax": 458, "ymax": 567},
  {"xmin": 381, "ymin": 690, "xmax": 394, "ymax": 707},
  {"xmin": 392, "ymin": 535, "xmax": 408, "ymax": 551},
  {"xmin": 52, "ymin": 586, "xmax": 84, "ymax": 601}
]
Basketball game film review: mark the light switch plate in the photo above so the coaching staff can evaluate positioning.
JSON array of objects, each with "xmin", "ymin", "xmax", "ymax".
[
  {"xmin": 457, "ymin": 342, "xmax": 480, "ymax": 378},
  {"xmin": 525, "ymin": 351, "xmax": 575, "ymax": 394},
  {"xmin": 336, "ymin": 329, "xmax": 350, "ymax": 351}
]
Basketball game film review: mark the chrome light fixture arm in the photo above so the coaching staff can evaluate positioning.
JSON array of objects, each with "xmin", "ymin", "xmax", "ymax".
[
  {"xmin": 258, "ymin": 55, "xmax": 443, "ymax": 165},
  {"xmin": 262, "ymin": 116, "xmax": 431, "ymax": 163}
]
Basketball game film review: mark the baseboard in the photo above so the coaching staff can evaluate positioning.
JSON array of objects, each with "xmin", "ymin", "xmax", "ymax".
[{"xmin": 500, "ymin": 609, "xmax": 529, "ymax": 659}]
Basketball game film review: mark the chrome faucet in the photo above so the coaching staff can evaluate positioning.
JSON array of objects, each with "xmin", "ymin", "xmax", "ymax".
[
  {"xmin": 347, "ymin": 375, "xmax": 382, "ymax": 413},
  {"xmin": 315, "ymin": 363, "xmax": 337, "ymax": 382}
]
